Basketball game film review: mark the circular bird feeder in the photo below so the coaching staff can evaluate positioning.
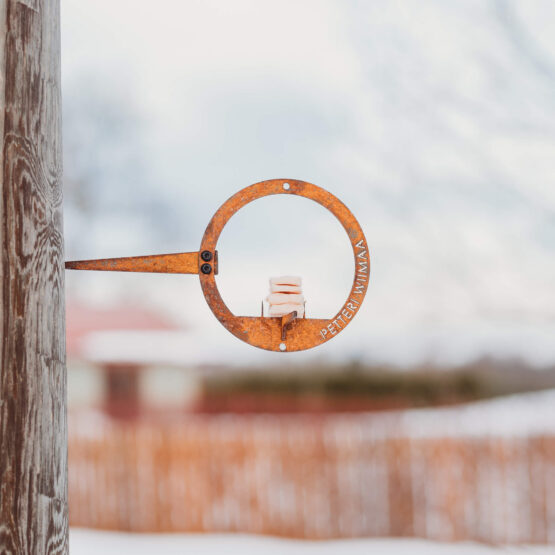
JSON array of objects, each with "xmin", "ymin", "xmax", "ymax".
[{"xmin": 66, "ymin": 179, "xmax": 370, "ymax": 352}]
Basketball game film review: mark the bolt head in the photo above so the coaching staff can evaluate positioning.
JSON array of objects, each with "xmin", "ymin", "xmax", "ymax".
[
  {"xmin": 201, "ymin": 263, "xmax": 212, "ymax": 275},
  {"xmin": 201, "ymin": 250, "xmax": 213, "ymax": 262}
]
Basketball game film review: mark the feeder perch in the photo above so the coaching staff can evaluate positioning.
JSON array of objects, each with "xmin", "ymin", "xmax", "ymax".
[{"xmin": 66, "ymin": 179, "xmax": 370, "ymax": 352}]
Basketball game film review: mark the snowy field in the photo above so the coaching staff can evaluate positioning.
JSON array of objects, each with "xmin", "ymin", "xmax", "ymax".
[
  {"xmin": 70, "ymin": 529, "xmax": 554, "ymax": 554},
  {"xmin": 376, "ymin": 387, "xmax": 555, "ymax": 438}
]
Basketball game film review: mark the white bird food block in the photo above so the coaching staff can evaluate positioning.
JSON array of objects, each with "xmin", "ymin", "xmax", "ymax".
[
  {"xmin": 269, "ymin": 284, "xmax": 301, "ymax": 293},
  {"xmin": 270, "ymin": 276, "xmax": 302, "ymax": 287},
  {"xmin": 266, "ymin": 276, "xmax": 305, "ymax": 318},
  {"xmin": 269, "ymin": 304, "xmax": 305, "ymax": 317},
  {"xmin": 266, "ymin": 293, "xmax": 304, "ymax": 305}
]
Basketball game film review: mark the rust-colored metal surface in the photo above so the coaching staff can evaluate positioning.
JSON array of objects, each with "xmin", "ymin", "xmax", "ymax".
[
  {"xmin": 65, "ymin": 251, "xmax": 204, "ymax": 274},
  {"xmin": 199, "ymin": 179, "xmax": 369, "ymax": 352},
  {"xmin": 66, "ymin": 178, "xmax": 369, "ymax": 352}
]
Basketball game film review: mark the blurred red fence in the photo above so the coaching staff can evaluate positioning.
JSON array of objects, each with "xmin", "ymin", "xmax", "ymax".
[{"xmin": 68, "ymin": 412, "xmax": 555, "ymax": 543}]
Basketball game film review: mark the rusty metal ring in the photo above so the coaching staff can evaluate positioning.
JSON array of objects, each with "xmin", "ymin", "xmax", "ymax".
[{"xmin": 199, "ymin": 179, "xmax": 370, "ymax": 352}]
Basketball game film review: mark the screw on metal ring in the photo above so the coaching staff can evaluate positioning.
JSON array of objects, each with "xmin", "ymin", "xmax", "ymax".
[
  {"xmin": 200, "ymin": 263, "xmax": 212, "ymax": 274},
  {"xmin": 200, "ymin": 250, "xmax": 213, "ymax": 262}
]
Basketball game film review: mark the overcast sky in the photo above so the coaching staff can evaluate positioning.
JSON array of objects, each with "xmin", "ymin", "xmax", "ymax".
[{"xmin": 61, "ymin": 0, "xmax": 555, "ymax": 367}]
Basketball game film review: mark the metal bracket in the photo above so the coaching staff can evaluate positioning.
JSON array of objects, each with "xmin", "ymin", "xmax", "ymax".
[
  {"xmin": 280, "ymin": 311, "xmax": 298, "ymax": 341},
  {"xmin": 66, "ymin": 251, "xmax": 218, "ymax": 275}
]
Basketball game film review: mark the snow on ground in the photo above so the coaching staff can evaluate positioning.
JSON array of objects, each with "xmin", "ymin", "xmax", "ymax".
[
  {"xmin": 394, "ymin": 387, "xmax": 555, "ymax": 438},
  {"xmin": 70, "ymin": 529, "xmax": 554, "ymax": 554},
  {"xmin": 320, "ymin": 387, "xmax": 555, "ymax": 441}
]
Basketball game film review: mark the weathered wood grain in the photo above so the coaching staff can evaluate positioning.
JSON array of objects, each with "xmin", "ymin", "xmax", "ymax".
[{"xmin": 0, "ymin": 0, "xmax": 67, "ymax": 553}]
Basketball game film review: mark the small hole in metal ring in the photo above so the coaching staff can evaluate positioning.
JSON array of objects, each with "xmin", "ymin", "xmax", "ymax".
[
  {"xmin": 283, "ymin": 183, "xmax": 290, "ymax": 190},
  {"xmin": 279, "ymin": 343, "xmax": 287, "ymax": 351}
]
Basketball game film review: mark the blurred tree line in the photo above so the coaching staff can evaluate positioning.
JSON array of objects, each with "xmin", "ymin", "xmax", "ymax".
[{"xmin": 198, "ymin": 358, "xmax": 555, "ymax": 412}]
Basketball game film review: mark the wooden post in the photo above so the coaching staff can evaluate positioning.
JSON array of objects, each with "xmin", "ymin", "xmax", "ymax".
[{"xmin": 0, "ymin": 0, "xmax": 67, "ymax": 553}]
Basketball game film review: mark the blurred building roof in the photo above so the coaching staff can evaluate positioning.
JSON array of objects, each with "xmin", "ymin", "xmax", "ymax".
[{"xmin": 66, "ymin": 300, "xmax": 190, "ymax": 365}]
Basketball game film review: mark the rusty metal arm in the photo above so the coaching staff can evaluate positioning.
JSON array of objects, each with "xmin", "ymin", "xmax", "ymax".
[{"xmin": 65, "ymin": 251, "xmax": 214, "ymax": 275}]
